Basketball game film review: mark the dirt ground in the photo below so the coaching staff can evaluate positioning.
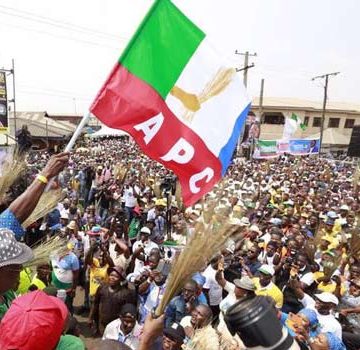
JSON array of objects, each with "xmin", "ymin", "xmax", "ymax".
[{"xmin": 73, "ymin": 288, "xmax": 102, "ymax": 350}]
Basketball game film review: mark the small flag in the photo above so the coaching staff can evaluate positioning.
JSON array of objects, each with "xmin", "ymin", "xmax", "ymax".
[
  {"xmin": 282, "ymin": 113, "xmax": 306, "ymax": 140},
  {"xmin": 90, "ymin": 0, "xmax": 251, "ymax": 206}
]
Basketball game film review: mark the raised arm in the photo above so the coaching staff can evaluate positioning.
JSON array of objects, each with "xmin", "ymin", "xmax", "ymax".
[{"xmin": 8, "ymin": 152, "xmax": 69, "ymax": 223}]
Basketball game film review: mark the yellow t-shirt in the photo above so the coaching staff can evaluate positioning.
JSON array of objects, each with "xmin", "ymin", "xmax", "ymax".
[
  {"xmin": 89, "ymin": 258, "xmax": 109, "ymax": 297},
  {"xmin": 31, "ymin": 275, "xmax": 47, "ymax": 290},
  {"xmin": 17, "ymin": 268, "xmax": 32, "ymax": 295},
  {"xmin": 253, "ymin": 277, "xmax": 284, "ymax": 308}
]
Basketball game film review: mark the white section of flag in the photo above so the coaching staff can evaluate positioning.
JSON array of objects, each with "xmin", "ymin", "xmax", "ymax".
[{"xmin": 166, "ymin": 37, "xmax": 251, "ymax": 157}]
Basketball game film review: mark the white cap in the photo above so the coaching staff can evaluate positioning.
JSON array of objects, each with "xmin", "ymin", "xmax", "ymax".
[
  {"xmin": 315, "ymin": 292, "xmax": 339, "ymax": 305},
  {"xmin": 340, "ymin": 204, "xmax": 350, "ymax": 211},
  {"xmin": 140, "ymin": 227, "xmax": 151, "ymax": 235},
  {"xmin": 258, "ymin": 264, "xmax": 275, "ymax": 276},
  {"xmin": 249, "ymin": 225, "xmax": 261, "ymax": 234},
  {"xmin": 239, "ymin": 217, "xmax": 250, "ymax": 226}
]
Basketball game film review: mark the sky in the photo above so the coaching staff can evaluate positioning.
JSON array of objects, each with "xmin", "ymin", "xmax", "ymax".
[{"xmin": 0, "ymin": 0, "xmax": 359, "ymax": 115}]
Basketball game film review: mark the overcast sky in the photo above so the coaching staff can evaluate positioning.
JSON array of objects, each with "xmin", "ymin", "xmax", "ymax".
[{"xmin": 0, "ymin": 0, "xmax": 359, "ymax": 115}]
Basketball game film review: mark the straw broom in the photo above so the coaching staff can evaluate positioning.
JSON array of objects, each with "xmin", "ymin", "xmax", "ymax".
[
  {"xmin": 156, "ymin": 220, "xmax": 238, "ymax": 315},
  {"xmin": 24, "ymin": 236, "xmax": 67, "ymax": 270},
  {"xmin": 22, "ymin": 189, "xmax": 65, "ymax": 228},
  {"xmin": 0, "ymin": 148, "xmax": 27, "ymax": 202}
]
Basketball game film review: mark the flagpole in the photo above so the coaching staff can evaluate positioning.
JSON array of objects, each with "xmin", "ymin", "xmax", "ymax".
[{"xmin": 64, "ymin": 111, "xmax": 91, "ymax": 152}]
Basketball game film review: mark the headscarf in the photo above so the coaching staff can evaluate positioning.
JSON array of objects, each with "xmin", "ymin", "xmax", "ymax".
[
  {"xmin": 298, "ymin": 308, "xmax": 320, "ymax": 337},
  {"xmin": 325, "ymin": 332, "xmax": 346, "ymax": 350}
]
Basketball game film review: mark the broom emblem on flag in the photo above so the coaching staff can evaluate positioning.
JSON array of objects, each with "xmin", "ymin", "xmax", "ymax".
[{"xmin": 170, "ymin": 67, "xmax": 236, "ymax": 123}]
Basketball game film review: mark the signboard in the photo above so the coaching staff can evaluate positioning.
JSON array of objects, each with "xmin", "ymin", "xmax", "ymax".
[
  {"xmin": 348, "ymin": 126, "xmax": 360, "ymax": 157},
  {"xmin": 0, "ymin": 72, "xmax": 8, "ymax": 134},
  {"xmin": 254, "ymin": 139, "xmax": 320, "ymax": 159}
]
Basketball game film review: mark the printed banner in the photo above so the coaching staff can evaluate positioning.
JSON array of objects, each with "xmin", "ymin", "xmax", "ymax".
[
  {"xmin": 254, "ymin": 139, "xmax": 320, "ymax": 159},
  {"xmin": 0, "ymin": 72, "xmax": 8, "ymax": 134}
]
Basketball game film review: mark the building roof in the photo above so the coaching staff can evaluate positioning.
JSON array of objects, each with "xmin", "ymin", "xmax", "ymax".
[
  {"xmin": 9, "ymin": 112, "xmax": 76, "ymax": 139},
  {"xmin": 252, "ymin": 97, "xmax": 360, "ymax": 114},
  {"xmin": 305, "ymin": 128, "xmax": 351, "ymax": 145}
]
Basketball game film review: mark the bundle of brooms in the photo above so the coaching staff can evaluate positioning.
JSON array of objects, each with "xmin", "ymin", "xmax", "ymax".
[
  {"xmin": 22, "ymin": 188, "xmax": 65, "ymax": 228},
  {"xmin": 0, "ymin": 148, "xmax": 27, "ymax": 203},
  {"xmin": 24, "ymin": 235, "xmax": 67, "ymax": 270},
  {"xmin": 156, "ymin": 213, "xmax": 239, "ymax": 316}
]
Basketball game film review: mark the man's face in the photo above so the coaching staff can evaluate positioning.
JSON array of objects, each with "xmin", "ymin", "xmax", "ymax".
[
  {"xmin": 120, "ymin": 314, "xmax": 136, "ymax": 335},
  {"xmin": 0, "ymin": 264, "xmax": 22, "ymax": 294},
  {"xmin": 163, "ymin": 335, "xmax": 182, "ymax": 350},
  {"xmin": 247, "ymin": 247, "xmax": 259, "ymax": 260},
  {"xmin": 182, "ymin": 283, "xmax": 197, "ymax": 302},
  {"xmin": 190, "ymin": 305, "xmax": 209, "ymax": 328},
  {"xmin": 296, "ymin": 256, "xmax": 307, "ymax": 270},
  {"xmin": 259, "ymin": 272, "xmax": 272, "ymax": 287},
  {"xmin": 315, "ymin": 299, "xmax": 333, "ymax": 315}
]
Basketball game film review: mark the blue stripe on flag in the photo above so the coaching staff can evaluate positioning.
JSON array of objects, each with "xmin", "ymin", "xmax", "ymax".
[{"xmin": 218, "ymin": 103, "xmax": 252, "ymax": 176}]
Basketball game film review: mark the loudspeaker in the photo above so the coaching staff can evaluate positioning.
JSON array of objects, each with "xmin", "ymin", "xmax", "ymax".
[{"xmin": 348, "ymin": 125, "xmax": 360, "ymax": 157}]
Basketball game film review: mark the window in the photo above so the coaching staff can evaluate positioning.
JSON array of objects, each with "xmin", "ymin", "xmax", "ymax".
[
  {"xmin": 313, "ymin": 117, "xmax": 321, "ymax": 127},
  {"xmin": 303, "ymin": 116, "xmax": 310, "ymax": 126},
  {"xmin": 344, "ymin": 119, "xmax": 355, "ymax": 129},
  {"xmin": 328, "ymin": 118, "xmax": 340, "ymax": 128},
  {"xmin": 263, "ymin": 113, "xmax": 285, "ymax": 125}
]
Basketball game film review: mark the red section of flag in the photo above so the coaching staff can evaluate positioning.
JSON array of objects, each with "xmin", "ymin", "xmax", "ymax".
[{"xmin": 91, "ymin": 64, "xmax": 222, "ymax": 206}]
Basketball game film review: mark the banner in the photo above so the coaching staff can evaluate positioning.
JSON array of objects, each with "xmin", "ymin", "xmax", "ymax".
[
  {"xmin": 254, "ymin": 139, "xmax": 320, "ymax": 159},
  {"xmin": 0, "ymin": 72, "xmax": 8, "ymax": 134}
]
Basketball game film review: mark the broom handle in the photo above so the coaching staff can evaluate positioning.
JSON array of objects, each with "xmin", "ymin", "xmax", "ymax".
[
  {"xmin": 45, "ymin": 111, "xmax": 91, "ymax": 191},
  {"xmin": 65, "ymin": 111, "xmax": 92, "ymax": 152}
]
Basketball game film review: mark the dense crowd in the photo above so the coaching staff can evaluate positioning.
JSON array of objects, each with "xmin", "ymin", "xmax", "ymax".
[{"xmin": 0, "ymin": 136, "xmax": 359, "ymax": 350}]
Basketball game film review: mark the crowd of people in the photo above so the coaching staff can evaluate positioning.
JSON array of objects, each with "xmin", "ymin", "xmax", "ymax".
[{"xmin": 0, "ymin": 135, "xmax": 359, "ymax": 350}]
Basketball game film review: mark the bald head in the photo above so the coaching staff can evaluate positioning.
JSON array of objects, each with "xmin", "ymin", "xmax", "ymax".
[{"xmin": 95, "ymin": 340, "xmax": 131, "ymax": 350}]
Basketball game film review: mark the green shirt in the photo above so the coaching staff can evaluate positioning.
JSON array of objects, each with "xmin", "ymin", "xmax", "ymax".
[
  {"xmin": 56, "ymin": 335, "xmax": 85, "ymax": 350},
  {"xmin": 0, "ymin": 289, "xmax": 16, "ymax": 320},
  {"xmin": 128, "ymin": 217, "xmax": 141, "ymax": 239}
]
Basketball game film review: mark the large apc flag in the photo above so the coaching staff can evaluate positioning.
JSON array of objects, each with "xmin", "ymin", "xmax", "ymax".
[{"xmin": 90, "ymin": 0, "xmax": 251, "ymax": 206}]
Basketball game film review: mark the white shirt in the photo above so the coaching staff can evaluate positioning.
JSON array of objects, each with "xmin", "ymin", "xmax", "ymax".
[
  {"xmin": 203, "ymin": 265, "xmax": 223, "ymax": 306},
  {"xmin": 219, "ymin": 282, "xmax": 237, "ymax": 313},
  {"xmin": 102, "ymin": 318, "xmax": 141, "ymax": 350},
  {"xmin": 300, "ymin": 293, "xmax": 342, "ymax": 339},
  {"xmin": 124, "ymin": 187, "xmax": 137, "ymax": 208},
  {"xmin": 132, "ymin": 240, "xmax": 159, "ymax": 273}
]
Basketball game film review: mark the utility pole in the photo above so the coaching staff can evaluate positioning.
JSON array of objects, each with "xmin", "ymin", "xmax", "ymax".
[
  {"xmin": 235, "ymin": 50, "xmax": 257, "ymax": 87},
  {"xmin": 251, "ymin": 79, "xmax": 265, "ymax": 160},
  {"xmin": 235, "ymin": 50, "xmax": 257, "ymax": 155},
  {"xmin": 311, "ymin": 72, "xmax": 340, "ymax": 155}
]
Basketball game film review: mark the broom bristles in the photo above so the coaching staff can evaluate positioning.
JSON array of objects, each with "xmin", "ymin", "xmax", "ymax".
[
  {"xmin": 22, "ymin": 189, "xmax": 65, "ymax": 228},
  {"xmin": 0, "ymin": 147, "xmax": 27, "ymax": 203},
  {"xmin": 24, "ymin": 236, "xmax": 67, "ymax": 269},
  {"xmin": 156, "ymin": 220, "xmax": 238, "ymax": 315}
]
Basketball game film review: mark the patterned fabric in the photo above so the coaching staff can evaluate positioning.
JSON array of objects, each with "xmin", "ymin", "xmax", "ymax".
[
  {"xmin": 0, "ymin": 228, "xmax": 24, "ymax": 264},
  {"xmin": 0, "ymin": 209, "xmax": 24, "ymax": 240}
]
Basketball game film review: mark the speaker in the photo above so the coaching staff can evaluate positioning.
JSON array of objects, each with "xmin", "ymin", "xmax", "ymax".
[{"xmin": 348, "ymin": 125, "xmax": 360, "ymax": 157}]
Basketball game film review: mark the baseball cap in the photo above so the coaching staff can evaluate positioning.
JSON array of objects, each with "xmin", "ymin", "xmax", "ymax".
[
  {"xmin": 258, "ymin": 264, "xmax": 275, "ymax": 276},
  {"xmin": 326, "ymin": 211, "xmax": 338, "ymax": 219},
  {"xmin": 0, "ymin": 290, "xmax": 68, "ymax": 350},
  {"xmin": 140, "ymin": 226, "xmax": 151, "ymax": 235},
  {"xmin": 107, "ymin": 266, "xmax": 126, "ymax": 280},
  {"xmin": 163, "ymin": 323, "xmax": 186, "ymax": 343},
  {"xmin": 340, "ymin": 204, "xmax": 350, "ymax": 211},
  {"xmin": 315, "ymin": 292, "xmax": 339, "ymax": 305},
  {"xmin": 233, "ymin": 276, "xmax": 256, "ymax": 291}
]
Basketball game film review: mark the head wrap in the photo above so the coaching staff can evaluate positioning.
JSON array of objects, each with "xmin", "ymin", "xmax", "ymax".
[{"xmin": 298, "ymin": 308, "xmax": 319, "ymax": 337}]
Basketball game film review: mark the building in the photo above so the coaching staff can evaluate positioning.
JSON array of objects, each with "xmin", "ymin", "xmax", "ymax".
[
  {"xmin": 0, "ymin": 112, "xmax": 76, "ymax": 149},
  {"xmin": 250, "ymin": 97, "xmax": 360, "ymax": 151}
]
